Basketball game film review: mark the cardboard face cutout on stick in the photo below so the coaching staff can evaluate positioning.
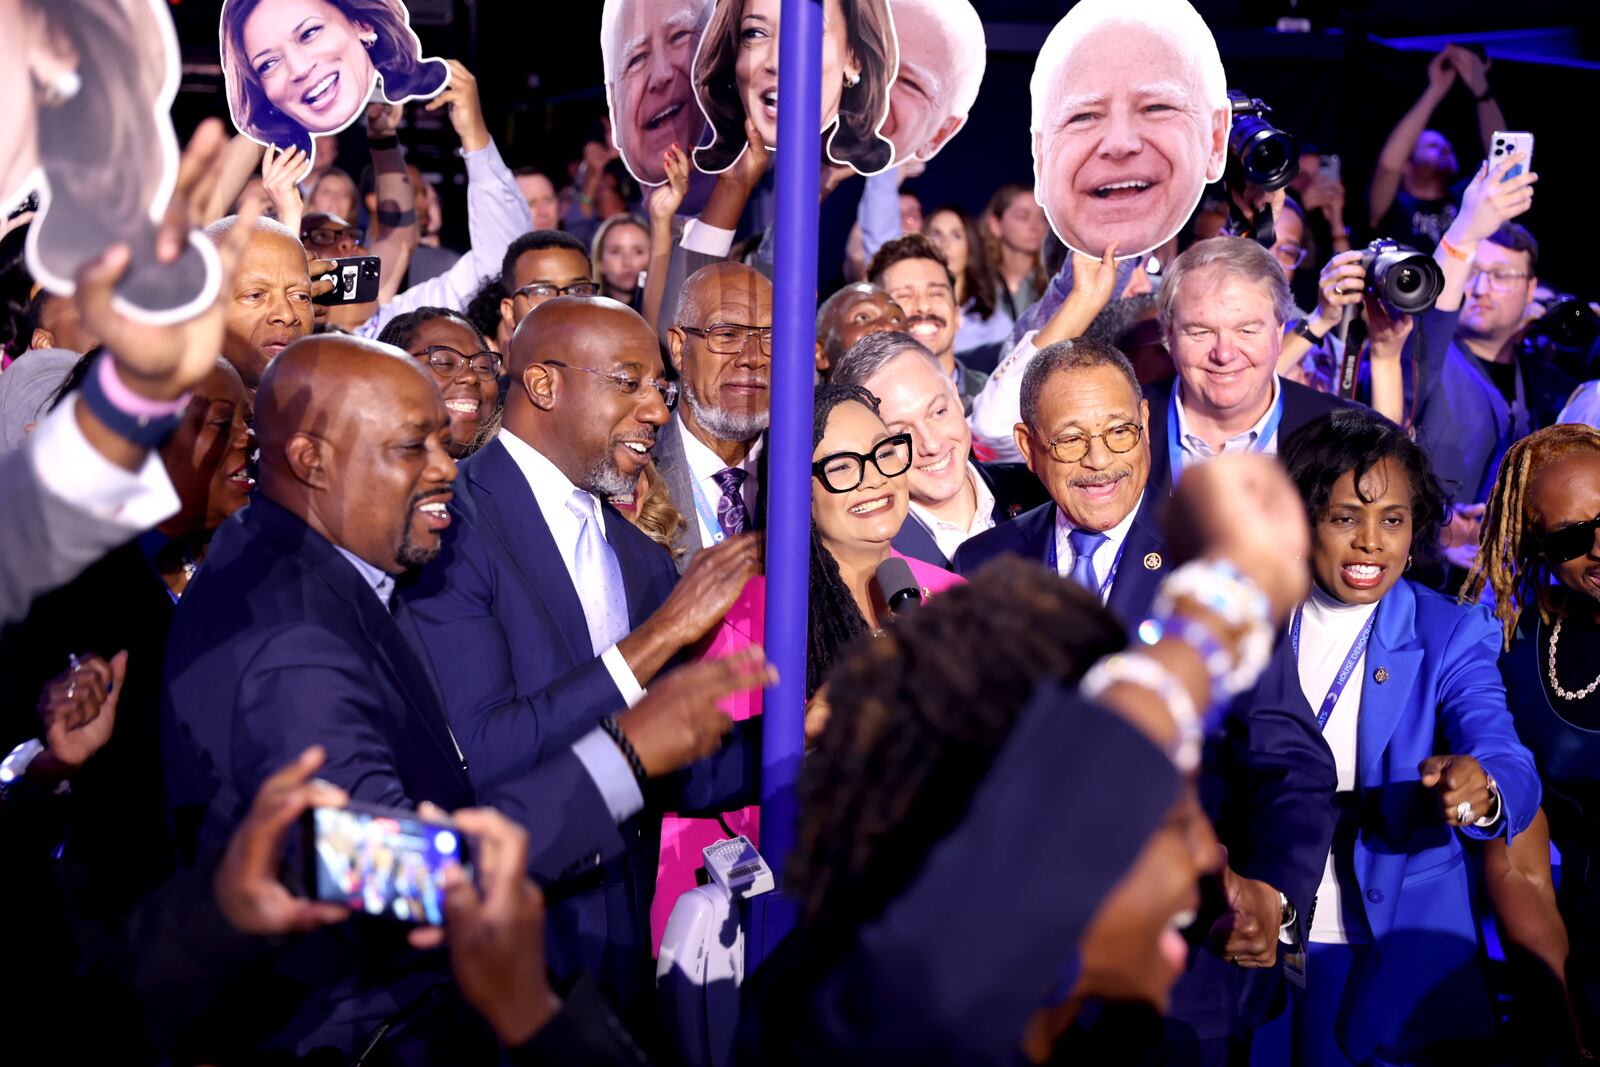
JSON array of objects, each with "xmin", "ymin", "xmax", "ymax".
[
  {"xmin": 1030, "ymin": 0, "xmax": 1231, "ymax": 261},
  {"xmin": 0, "ymin": 0, "xmax": 220, "ymax": 325},
  {"xmin": 688, "ymin": 0, "xmax": 899, "ymax": 179},
  {"xmin": 602, "ymin": 0, "xmax": 714, "ymax": 188},
  {"xmin": 881, "ymin": 0, "xmax": 984, "ymax": 167},
  {"xmin": 220, "ymin": 0, "xmax": 449, "ymax": 167}
]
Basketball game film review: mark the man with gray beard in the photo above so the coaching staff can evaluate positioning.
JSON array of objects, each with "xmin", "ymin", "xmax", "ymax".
[{"xmin": 659, "ymin": 262, "xmax": 773, "ymax": 570}]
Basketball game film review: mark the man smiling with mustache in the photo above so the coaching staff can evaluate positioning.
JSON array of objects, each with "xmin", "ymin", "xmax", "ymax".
[{"xmin": 869, "ymin": 234, "xmax": 989, "ymax": 414}]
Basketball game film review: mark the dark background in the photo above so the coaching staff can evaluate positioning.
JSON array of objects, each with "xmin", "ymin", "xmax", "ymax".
[{"xmin": 164, "ymin": 0, "xmax": 1598, "ymax": 292}]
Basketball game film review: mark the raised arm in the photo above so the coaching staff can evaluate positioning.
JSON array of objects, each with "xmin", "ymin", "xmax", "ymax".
[
  {"xmin": 1370, "ymin": 50, "xmax": 1456, "ymax": 229},
  {"xmin": 642, "ymin": 146, "xmax": 690, "ymax": 334},
  {"xmin": 1444, "ymin": 46, "xmax": 1509, "ymax": 156},
  {"xmin": 364, "ymin": 102, "xmax": 419, "ymax": 304}
]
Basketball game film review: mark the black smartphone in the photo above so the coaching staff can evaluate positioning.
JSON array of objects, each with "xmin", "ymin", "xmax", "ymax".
[
  {"xmin": 301, "ymin": 800, "xmax": 470, "ymax": 925},
  {"xmin": 313, "ymin": 255, "xmax": 381, "ymax": 306}
]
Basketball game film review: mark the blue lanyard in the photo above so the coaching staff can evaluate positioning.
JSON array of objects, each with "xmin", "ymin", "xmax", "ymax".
[
  {"xmin": 1046, "ymin": 517, "xmax": 1125, "ymax": 602},
  {"xmin": 687, "ymin": 473, "xmax": 729, "ymax": 545},
  {"xmin": 1166, "ymin": 386, "xmax": 1285, "ymax": 487},
  {"xmin": 1290, "ymin": 606, "xmax": 1377, "ymax": 732}
]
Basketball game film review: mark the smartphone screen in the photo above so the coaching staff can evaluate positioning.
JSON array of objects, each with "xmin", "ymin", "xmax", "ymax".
[
  {"xmin": 313, "ymin": 255, "xmax": 382, "ymax": 306},
  {"xmin": 304, "ymin": 803, "xmax": 469, "ymax": 925}
]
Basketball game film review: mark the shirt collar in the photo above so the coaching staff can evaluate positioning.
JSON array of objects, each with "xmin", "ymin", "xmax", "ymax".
[
  {"xmin": 675, "ymin": 412, "xmax": 762, "ymax": 485},
  {"xmin": 497, "ymin": 427, "xmax": 606, "ymax": 532},
  {"xmin": 908, "ymin": 461, "xmax": 996, "ymax": 537},
  {"xmin": 1174, "ymin": 375, "xmax": 1281, "ymax": 459},
  {"xmin": 1054, "ymin": 488, "xmax": 1143, "ymax": 557},
  {"xmin": 334, "ymin": 546, "xmax": 396, "ymax": 606}
]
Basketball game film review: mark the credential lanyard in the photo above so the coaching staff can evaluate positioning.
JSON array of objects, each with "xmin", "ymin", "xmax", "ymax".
[
  {"xmin": 688, "ymin": 472, "xmax": 729, "ymax": 546},
  {"xmin": 1047, "ymin": 520, "xmax": 1125, "ymax": 603},
  {"xmin": 1166, "ymin": 387, "xmax": 1285, "ymax": 487},
  {"xmin": 1290, "ymin": 606, "xmax": 1377, "ymax": 732}
]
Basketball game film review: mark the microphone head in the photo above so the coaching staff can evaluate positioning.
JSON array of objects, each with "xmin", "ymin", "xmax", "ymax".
[{"xmin": 874, "ymin": 557, "xmax": 923, "ymax": 618}]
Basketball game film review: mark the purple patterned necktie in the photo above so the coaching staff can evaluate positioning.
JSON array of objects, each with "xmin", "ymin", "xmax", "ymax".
[{"xmin": 713, "ymin": 467, "xmax": 749, "ymax": 537}]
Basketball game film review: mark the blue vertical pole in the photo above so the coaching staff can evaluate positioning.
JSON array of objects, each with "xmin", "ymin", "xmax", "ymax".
[{"xmin": 752, "ymin": 0, "xmax": 821, "ymax": 960}]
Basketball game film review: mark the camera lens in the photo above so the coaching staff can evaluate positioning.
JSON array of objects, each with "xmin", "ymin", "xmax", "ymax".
[
  {"xmin": 1393, "ymin": 267, "xmax": 1421, "ymax": 294},
  {"xmin": 1247, "ymin": 139, "xmax": 1288, "ymax": 183}
]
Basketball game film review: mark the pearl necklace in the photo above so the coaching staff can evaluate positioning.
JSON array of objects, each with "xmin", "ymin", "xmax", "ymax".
[{"xmin": 1547, "ymin": 619, "xmax": 1600, "ymax": 701}]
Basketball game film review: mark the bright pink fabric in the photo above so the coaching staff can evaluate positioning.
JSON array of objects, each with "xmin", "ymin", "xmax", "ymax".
[{"xmin": 650, "ymin": 552, "xmax": 963, "ymax": 951}]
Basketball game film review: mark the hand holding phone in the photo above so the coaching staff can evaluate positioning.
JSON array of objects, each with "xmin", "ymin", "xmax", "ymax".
[
  {"xmin": 303, "ymin": 799, "xmax": 472, "ymax": 925},
  {"xmin": 313, "ymin": 255, "xmax": 382, "ymax": 307},
  {"xmin": 1491, "ymin": 131, "xmax": 1534, "ymax": 182}
]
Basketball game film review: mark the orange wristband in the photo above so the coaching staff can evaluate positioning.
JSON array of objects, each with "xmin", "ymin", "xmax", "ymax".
[{"xmin": 1438, "ymin": 236, "xmax": 1470, "ymax": 262}]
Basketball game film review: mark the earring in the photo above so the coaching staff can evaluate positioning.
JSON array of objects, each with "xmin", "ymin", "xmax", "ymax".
[
  {"xmin": 1406, "ymin": 554, "xmax": 1414, "ymax": 569},
  {"xmin": 844, "ymin": 71, "xmax": 860, "ymax": 88},
  {"xmin": 39, "ymin": 68, "xmax": 81, "ymax": 107},
  {"xmin": 360, "ymin": 32, "xmax": 378, "ymax": 47}
]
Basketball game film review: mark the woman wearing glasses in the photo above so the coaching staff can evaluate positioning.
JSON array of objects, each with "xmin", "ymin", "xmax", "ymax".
[
  {"xmin": 652, "ymin": 382, "xmax": 962, "ymax": 948},
  {"xmin": 378, "ymin": 306, "xmax": 501, "ymax": 457},
  {"xmin": 1254, "ymin": 407, "xmax": 1538, "ymax": 1065},
  {"xmin": 1463, "ymin": 424, "xmax": 1600, "ymax": 1058}
]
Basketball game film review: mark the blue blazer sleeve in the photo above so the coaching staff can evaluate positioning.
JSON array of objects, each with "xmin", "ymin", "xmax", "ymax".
[
  {"xmin": 402, "ymin": 512, "xmax": 628, "ymax": 788},
  {"xmin": 1409, "ymin": 304, "xmax": 1462, "ymax": 422},
  {"xmin": 790, "ymin": 683, "xmax": 1179, "ymax": 1065},
  {"xmin": 1435, "ymin": 603, "xmax": 1541, "ymax": 841}
]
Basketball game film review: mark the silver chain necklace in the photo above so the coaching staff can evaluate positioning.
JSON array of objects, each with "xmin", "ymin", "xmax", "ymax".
[{"xmin": 1548, "ymin": 619, "xmax": 1600, "ymax": 701}]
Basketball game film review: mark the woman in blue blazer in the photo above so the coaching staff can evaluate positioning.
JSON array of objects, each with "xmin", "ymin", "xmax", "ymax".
[{"xmin": 1260, "ymin": 409, "xmax": 1540, "ymax": 1066}]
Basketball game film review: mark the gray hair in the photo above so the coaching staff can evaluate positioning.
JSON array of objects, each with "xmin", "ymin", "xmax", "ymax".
[
  {"xmin": 1019, "ymin": 339, "xmax": 1141, "ymax": 433},
  {"xmin": 829, "ymin": 331, "xmax": 942, "ymax": 390},
  {"xmin": 1156, "ymin": 237, "xmax": 1294, "ymax": 347},
  {"xmin": 203, "ymin": 213, "xmax": 301, "ymax": 245}
]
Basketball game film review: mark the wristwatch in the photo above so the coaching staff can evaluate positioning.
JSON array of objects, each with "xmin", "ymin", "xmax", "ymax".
[
  {"xmin": 1293, "ymin": 319, "xmax": 1326, "ymax": 347},
  {"xmin": 1278, "ymin": 891, "xmax": 1296, "ymax": 929}
]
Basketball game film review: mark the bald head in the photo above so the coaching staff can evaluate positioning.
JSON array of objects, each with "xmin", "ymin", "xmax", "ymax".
[
  {"xmin": 505, "ymin": 296, "xmax": 671, "ymax": 497},
  {"xmin": 815, "ymin": 282, "xmax": 907, "ymax": 375},
  {"xmin": 220, "ymin": 223, "xmax": 316, "ymax": 388},
  {"xmin": 257, "ymin": 335, "xmax": 456, "ymax": 573},
  {"xmin": 672, "ymin": 261, "xmax": 773, "ymax": 329}
]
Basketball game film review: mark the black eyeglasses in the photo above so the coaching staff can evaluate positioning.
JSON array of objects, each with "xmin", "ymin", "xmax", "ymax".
[
  {"xmin": 1539, "ymin": 515, "xmax": 1600, "ymax": 564},
  {"xmin": 813, "ymin": 432, "xmax": 914, "ymax": 494},
  {"xmin": 681, "ymin": 324, "xmax": 774, "ymax": 355},
  {"xmin": 513, "ymin": 281, "xmax": 600, "ymax": 301},
  {"xmin": 540, "ymin": 360, "xmax": 678, "ymax": 407},
  {"xmin": 303, "ymin": 225, "xmax": 365, "ymax": 248},
  {"xmin": 416, "ymin": 345, "xmax": 501, "ymax": 381},
  {"xmin": 1043, "ymin": 422, "xmax": 1143, "ymax": 463}
]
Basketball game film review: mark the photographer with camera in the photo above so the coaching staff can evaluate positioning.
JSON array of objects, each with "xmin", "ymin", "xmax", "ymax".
[{"xmin": 1369, "ymin": 46, "xmax": 1509, "ymax": 251}]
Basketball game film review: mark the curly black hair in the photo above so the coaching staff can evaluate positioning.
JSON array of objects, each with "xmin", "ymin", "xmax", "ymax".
[
  {"xmin": 790, "ymin": 555, "xmax": 1127, "ymax": 963},
  {"xmin": 806, "ymin": 382, "xmax": 884, "ymax": 698},
  {"xmin": 1279, "ymin": 407, "xmax": 1450, "ymax": 573}
]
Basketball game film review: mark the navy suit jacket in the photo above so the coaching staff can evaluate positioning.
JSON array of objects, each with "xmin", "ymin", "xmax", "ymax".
[
  {"xmin": 892, "ymin": 460, "xmax": 1048, "ymax": 570},
  {"xmin": 951, "ymin": 492, "xmax": 1168, "ymax": 624},
  {"xmin": 401, "ymin": 436, "xmax": 755, "ymax": 1014},
  {"xmin": 160, "ymin": 496, "xmax": 624, "ymax": 1061},
  {"xmin": 1143, "ymin": 375, "xmax": 1354, "ymax": 498}
]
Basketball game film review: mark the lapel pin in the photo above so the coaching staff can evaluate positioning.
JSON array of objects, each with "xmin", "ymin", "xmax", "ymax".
[
  {"xmin": 1373, "ymin": 666, "xmax": 1390, "ymax": 684},
  {"xmin": 1143, "ymin": 552, "xmax": 1163, "ymax": 571}
]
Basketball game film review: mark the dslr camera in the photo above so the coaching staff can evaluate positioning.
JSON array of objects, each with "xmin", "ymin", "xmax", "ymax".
[
  {"xmin": 1360, "ymin": 239, "xmax": 1444, "ymax": 315},
  {"xmin": 1226, "ymin": 92, "xmax": 1299, "ymax": 192}
]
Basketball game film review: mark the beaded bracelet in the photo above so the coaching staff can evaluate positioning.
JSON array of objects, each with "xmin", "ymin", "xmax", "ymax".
[
  {"xmin": 598, "ymin": 715, "xmax": 647, "ymax": 783},
  {"xmin": 1081, "ymin": 652, "xmax": 1203, "ymax": 772}
]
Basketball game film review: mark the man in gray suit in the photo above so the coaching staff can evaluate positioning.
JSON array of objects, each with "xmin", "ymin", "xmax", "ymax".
[{"xmin": 659, "ymin": 263, "xmax": 772, "ymax": 570}]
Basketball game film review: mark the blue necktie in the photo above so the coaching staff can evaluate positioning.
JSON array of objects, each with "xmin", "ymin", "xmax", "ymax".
[
  {"xmin": 566, "ymin": 490, "xmax": 630, "ymax": 655},
  {"xmin": 713, "ymin": 467, "xmax": 750, "ymax": 537},
  {"xmin": 1067, "ymin": 528, "xmax": 1109, "ymax": 594}
]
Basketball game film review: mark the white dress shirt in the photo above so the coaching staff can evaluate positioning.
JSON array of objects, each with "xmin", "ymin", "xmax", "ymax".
[
  {"xmin": 496, "ymin": 429, "xmax": 645, "ymax": 708},
  {"xmin": 676, "ymin": 413, "xmax": 762, "ymax": 547},
  {"xmin": 1052, "ymin": 491, "xmax": 1143, "ymax": 603},
  {"xmin": 1172, "ymin": 375, "xmax": 1283, "ymax": 468},
  {"xmin": 32, "ymin": 395, "xmax": 180, "ymax": 529},
  {"xmin": 907, "ymin": 462, "xmax": 996, "ymax": 562},
  {"xmin": 967, "ymin": 329, "xmax": 1043, "ymax": 463},
  {"xmin": 1297, "ymin": 583, "xmax": 1378, "ymax": 945}
]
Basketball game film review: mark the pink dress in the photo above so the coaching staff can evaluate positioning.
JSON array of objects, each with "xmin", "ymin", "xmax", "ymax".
[{"xmin": 650, "ymin": 551, "xmax": 964, "ymax": 951}]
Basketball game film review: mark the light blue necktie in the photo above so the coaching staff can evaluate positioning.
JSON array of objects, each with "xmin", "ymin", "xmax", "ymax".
[
  {"xmin": 1067, "ymin": 528, "xmax": 1109, "ymax": 594},
  {"xmin": 566, "ymin": 490, "xmax": 630, "ymax": 655}
]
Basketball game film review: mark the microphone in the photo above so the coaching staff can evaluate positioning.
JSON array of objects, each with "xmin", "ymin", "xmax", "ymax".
[{"xmin": 874, "ymin": 557, "xmax": 924, "ymax": 620}]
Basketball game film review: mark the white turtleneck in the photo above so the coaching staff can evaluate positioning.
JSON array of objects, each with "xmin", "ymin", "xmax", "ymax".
[{"xmin": 1297, "ymin": 582, "xmax": 1381, "ymax": 945}]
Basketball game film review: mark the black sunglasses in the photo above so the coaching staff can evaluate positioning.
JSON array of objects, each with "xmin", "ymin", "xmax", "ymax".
[{"xmin": 1539, "ymin": 515, "xmax": 1600, "ymax": 564}]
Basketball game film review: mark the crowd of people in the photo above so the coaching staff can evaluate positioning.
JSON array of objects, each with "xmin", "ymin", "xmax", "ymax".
[{"xmin": 1, "ymin": 12, "xmax": 1597, "ymax": 1067}]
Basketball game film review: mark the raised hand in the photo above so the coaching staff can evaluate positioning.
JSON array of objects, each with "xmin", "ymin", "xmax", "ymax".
[
  {"xmin": 366, "ymin": 101, "xmax": 404, "ymax": 140},
  {"xmin": 261, "ymin": 145, "xmax": 312, "ymax": 236},
  {"xmin": 36, "ymin": 651, "xmax": 126, "ymax": 774},
  {"xmin": 1426, "ymin": 49, "xmax": 1459, "ymax": 96},
  {"xmin": 1451, "ymin": 153, "xmax": 1537, "ymax": 245},
  {"xmin": 614, "ymin": 647, "xmax": 775, "ymax": 776},
  {"xmin": 75, "ymin": 119, "xmax": 262, "ymax": 402},
  {"xmin": 214, "ymin": 746, "xmax": 351, "ymax": 936},
  {"xmin": 733, "ymin": 117, "xmax": 773, "ymax": 191},
  {"xmin": 631, "ymin": 531, "xmax": 762, "ymax": 666},
  {"xmin": 648, "ymin": 144, "xmax": 691, "ymax": 226},
  {"xmin": 1364, "ymin": 294, "xmax": 1415, "ymax": 362},
  {"xmin": 1445, "ymin": 45, "xmax": 1494, "ymax": 98},
  {"xmin": 424, "ymin": 61, "xmax": 489, "ymax": 153}
]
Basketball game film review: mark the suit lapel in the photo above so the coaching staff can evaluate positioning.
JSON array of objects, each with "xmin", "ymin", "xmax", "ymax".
[
  {"xmin": 891, "ymin": 514, "xmax": 949, "ymax": 569},
  {"xmin": 654, "ymin": 419, "xmax": 704, "ymax": 559},
  {"xmin": 1107, "ymin": 496, "xmax": 1166, "ymax": 624},
  {"xmin": 466, "ymin": 441, "xmax": 593, "ymax": 666},
  {"xmin": 603, "ymin": 503, "xmax": 664, "ymax": 629},
  {"xmin": 1143, "ymin": 378, "xmax": 1177, "ymax": 497},
  {"xmin": 1357, "ymin": 581, "xmax": 1425, "ymax": 790}
]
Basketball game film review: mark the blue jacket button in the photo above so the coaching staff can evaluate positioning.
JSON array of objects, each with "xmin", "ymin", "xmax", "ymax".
[{"xmin": 1367, "ymin": 889, "xmax": 1384, "ymax": 903}]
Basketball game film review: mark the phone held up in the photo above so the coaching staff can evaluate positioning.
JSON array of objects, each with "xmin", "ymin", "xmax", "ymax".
[
  {"xmin": 301, "ymin": 799, "xmax": 472, "ymax": 926},
  {"xmin": 1491, "ymin": 131, "xmax": 1534, "ymax": 182},
  {"xmin": 313, "ymin": 255, "xmax": 382, "ymax": 306}
]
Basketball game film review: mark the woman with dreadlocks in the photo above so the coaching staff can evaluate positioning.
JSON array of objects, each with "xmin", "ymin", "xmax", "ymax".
[
  {"xmin": 1462, "ymin": 423, "xmax": 1600, "ymax": 1056},
  {"xmin": 650, "ymin": 381, "xmax": 964, "ymax": 949}
]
